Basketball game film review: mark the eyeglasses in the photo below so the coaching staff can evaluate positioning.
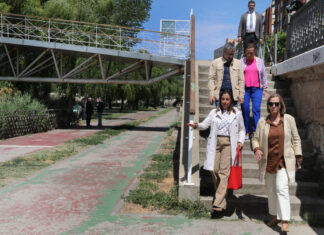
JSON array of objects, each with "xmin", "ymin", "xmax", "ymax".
[{"xmin": 268, "ymin": 102, "xmax": 280, "ymax": 107}]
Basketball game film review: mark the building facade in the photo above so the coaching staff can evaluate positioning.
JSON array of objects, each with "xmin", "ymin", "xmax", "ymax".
[
  {"xmin": 274, "ymin": 0, "xmax": 289, "ymax": 32},
  {"xmin": 263, "ymin": 0, "xmax": 275, "ymax": 36}
]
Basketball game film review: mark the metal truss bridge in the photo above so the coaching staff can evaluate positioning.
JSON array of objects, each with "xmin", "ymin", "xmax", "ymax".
[{"xmin": 0, "ymin": 13, "xmax": 194, "ymax": 84}]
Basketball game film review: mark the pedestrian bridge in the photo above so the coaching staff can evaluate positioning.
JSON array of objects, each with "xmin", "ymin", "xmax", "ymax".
[{"xmin": 0, "ymin": 13, "xmax": 192, "ymax": 84}]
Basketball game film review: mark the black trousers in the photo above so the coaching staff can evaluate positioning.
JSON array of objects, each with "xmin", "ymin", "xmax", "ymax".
[
  {"xmin": 243, "ymin": 33, "xmax": 260, "ymax": 54},
  {"xmin": 86, "ymin": 114, "xmax": 92, "ymax": 126}
]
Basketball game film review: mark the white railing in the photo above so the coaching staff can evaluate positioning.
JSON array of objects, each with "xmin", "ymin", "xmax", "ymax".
[{"xmin": 0, "ymin": 13, "xmax": 190, "ymax": 59}]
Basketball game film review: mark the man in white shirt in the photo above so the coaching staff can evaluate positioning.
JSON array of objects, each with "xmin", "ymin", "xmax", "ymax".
[{"xmin": 237, "ymin": 0, "xmax": 263, "ymax": 53}]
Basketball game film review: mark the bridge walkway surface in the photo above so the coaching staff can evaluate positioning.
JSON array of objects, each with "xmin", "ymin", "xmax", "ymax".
[{"xmin": 0, "ymin": 109, "xmax": 323, "ymax": 234}]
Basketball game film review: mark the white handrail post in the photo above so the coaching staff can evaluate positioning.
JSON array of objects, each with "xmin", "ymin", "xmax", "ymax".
[{"xmin": 186, "ymin": 115, "xmax": 194, "ymax": 185}]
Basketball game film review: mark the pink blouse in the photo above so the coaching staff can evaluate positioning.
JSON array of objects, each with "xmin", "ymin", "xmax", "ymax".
[{"xmin": 244, "ymin": 59, "xmax": 259, "ymax": 88}]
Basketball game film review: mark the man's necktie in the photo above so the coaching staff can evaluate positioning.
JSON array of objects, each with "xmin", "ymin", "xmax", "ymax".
[{"xmin": 249, "ymin": 13, "xmax": 253, "ymax": 30}]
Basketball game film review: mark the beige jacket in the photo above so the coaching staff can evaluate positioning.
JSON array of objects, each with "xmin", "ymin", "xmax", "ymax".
[
  {"xmin": 252, "ymin": 114, "xmax": 302, "ymax": 183},
  {"xmin": 208, "ymin": 57, "xmax": 245, "ymax": 101}
]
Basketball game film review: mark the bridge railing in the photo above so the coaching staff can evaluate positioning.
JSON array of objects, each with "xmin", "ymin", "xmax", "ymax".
[
  {"xmin": 286, "ymin": 0, "xmax": 324, "ymax": 59},
  {"xmin": 0, "ymin": 12, "xmax": 190, "ymax": 59}
]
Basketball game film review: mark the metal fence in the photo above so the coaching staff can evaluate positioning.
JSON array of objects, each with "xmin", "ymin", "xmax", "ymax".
[
  {"xmin": 0, "ymin": 111, "xmax": 57, "ymax": 139},
  {"xmin": 286, "ymin": 0, "xmax": 324, "ymax": 58},
  {"xmin": 0, "ymin": 13, "xmax": 190, "ymax": 59}
]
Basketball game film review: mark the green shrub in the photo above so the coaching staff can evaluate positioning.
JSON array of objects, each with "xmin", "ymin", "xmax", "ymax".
[{"xmin": 0, "ymin": 93, "xmax": 47, "ymax": 116}]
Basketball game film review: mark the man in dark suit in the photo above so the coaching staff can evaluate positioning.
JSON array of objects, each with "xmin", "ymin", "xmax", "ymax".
[
  {"xmin": 86, "ymin": 95, "xmax": 93, "ymax": 127},
  {"xmin": 237, "ymin": 0, "xmax": 263, "ymax": 53}
]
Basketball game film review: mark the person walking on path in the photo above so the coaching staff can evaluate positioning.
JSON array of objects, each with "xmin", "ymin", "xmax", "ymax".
[
  {"xmin": 208, "ymin": 43, "xmax": 245, "ymax": 108},
  {"xmin": 238, "ymin": 0, "xmax": 263, "ymax": 54},
  {"xmin": 252, "ymin": 94, "xmax": 303, "ymax": 232},
  {"xmin": 86, "ymin": 95, "xmax": 94, "ymax": 127},
  {"xmin": 240, "ymin": 44, "xmax": 269, "ymax": 139},
  {"xmin": 97, "ymin": 97, "xmax": 104, "ymax": 127},
  {"xmin": 188, "ymin": 90, "xmax": 245, "ymax": 213}
]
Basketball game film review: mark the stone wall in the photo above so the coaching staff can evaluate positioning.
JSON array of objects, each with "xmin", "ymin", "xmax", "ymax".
[{"xmin": 287, "ymin": 64, "xmax": 324, "ymax": 158}]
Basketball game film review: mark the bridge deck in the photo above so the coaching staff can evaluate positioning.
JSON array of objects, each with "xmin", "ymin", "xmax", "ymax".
[{"xmin": 0, "ymin": 13, "xmax": 190, "ymax": 84}]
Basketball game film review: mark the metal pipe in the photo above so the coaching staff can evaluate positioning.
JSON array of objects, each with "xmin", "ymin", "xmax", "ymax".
[
  {"xmin": 4, "ymin": 44, "xmax": 17, "ymax": 77},
  {"xmin": 18, "ymin": 48, "xmax": 49, "ymax": 77},
  {"xmin": 0, "ymin": 67, "xmax": 183, "ymax": 84},
  {"xmin": 274, "ymin": 33, "xmax": 278, "ymax": 64}
]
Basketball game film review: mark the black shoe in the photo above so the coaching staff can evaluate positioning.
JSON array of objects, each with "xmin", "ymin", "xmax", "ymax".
[
  {"xmin": 211, "ymin": 207, "xmax": 224, "ymax": 219},
  {"xmin": 211, "ymin": 210, "xmax": 224, "ymax": 219}
]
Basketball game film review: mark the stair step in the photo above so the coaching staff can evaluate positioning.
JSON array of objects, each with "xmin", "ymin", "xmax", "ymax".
[
  {"xmin": 199, "ymin": 150, "xmax": 314, "ymax": 166},
  {"xmin": 200, "ymin": 176, "xmax": 319, "ymax": 197},
  {"xmin": 200, "ymin": 194, "xmax": 324, "ymax": 216},
  {"xmin": 198, "ymin": 80, "xmax": 276, "ymax": 90},
  {"xmin": 199, "ymin": 138, "xmax": 313, "ymax": 154},
  {"xmin": 199, "ymin": 95, "xmax": 294, "ymax": 107},
  {"xmin": 199, "ymin": 87, "xmax": 290, "ymax": 98},
  {"xmin": 197, "ymin": 65, "xmax": 210, "ymax": 74},
  {"xmin": 198, "ymin": 108, "xmax": 295, "ymax": 120}
]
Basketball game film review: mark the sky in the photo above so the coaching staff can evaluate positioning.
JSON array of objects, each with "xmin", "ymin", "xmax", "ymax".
[{"xmin": 143, "ymin": 0, "xmax": 273, "ymax": 60}]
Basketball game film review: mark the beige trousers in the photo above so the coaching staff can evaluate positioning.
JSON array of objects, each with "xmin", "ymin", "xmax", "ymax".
[{"xmin": 211, "ymin": 136, "xmax": 231, "ymax": 209}]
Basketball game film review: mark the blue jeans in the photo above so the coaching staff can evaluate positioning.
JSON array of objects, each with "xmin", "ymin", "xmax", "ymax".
[
  {"xmin": 98, "ymin": 113, "xmax": 102, "ymax": 127},
  {"xmin": 241, "ymin": 87, "xmax": 263, "ymax": 133}
]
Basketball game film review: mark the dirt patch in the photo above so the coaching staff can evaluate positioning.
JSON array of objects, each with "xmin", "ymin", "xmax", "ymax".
[
  {"xmin": 157, "ymin": 174, "xmax": 174, "ymax": 193},
  {"xmin": 120, "ymin": 202, "xmax": 155, "ymax": 214}
]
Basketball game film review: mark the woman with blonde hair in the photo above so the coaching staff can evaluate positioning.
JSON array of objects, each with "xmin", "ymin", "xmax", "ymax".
[{"xmin": 252, "ymin": 94, "xmax": 302, "ymax": 232}]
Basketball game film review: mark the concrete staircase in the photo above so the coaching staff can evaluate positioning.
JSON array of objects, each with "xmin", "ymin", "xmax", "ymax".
[{"xmin": 196, "ymin": 60, "xmax": 324, "ymax": 219}]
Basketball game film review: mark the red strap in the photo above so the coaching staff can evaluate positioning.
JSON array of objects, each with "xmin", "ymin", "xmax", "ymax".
[{"xmin": 233, "ymin": 146, "xmax": 241, "ymax": 165}]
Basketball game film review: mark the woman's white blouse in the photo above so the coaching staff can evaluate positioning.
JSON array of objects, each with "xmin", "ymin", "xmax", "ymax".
[{"xmin": 217, "ymin": 111, "xmax": 231, "ymax": 136}]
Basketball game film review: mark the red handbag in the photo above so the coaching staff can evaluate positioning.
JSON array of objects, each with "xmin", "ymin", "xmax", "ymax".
[{"xmin": 227, "ymin": 147, "xmax": 242, "ymax": 190}]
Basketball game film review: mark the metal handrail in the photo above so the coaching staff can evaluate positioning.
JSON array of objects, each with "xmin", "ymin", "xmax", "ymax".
[
  {"xmin": 0, "ymin": 13, "xmax": 190, "ymax": 59},
  {"xmin": 286, "ymin": 0, "xmax": 324, "ymax": 58}
]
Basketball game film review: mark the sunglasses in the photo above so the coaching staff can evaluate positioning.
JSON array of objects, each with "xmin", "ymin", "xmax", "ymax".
[{"xmin": 268, "ymin": 102, "xmax": 280, "ymax": 107}]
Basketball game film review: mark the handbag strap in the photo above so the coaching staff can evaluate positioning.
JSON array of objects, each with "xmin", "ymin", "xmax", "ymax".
[{"xmin": 233, "ymin": 146, "xmax": 241, "ymax": 165}]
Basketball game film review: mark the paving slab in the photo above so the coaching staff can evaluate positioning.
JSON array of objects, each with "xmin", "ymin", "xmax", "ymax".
[{"xmin": 0, "ymin": 110, "xmax": 161, "ymax": 162}]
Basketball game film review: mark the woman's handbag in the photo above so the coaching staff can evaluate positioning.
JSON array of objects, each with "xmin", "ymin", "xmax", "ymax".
[{"xmin": 227, "ymin": 147, "xmax": 242, "ymax": 190}]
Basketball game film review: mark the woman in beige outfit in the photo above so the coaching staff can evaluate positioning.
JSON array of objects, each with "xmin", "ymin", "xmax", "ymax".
[{"xmin": 252, "ymin": 94, "xmax": 302, "ymax": 232}]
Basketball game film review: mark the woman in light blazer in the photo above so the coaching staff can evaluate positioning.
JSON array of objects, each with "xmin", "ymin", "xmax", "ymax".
[
  {"xmin": 252, "ymin": 94, "xmax": 302, "ymax": 232},
  {"xmin": 188, "ymin": 90, "xmax": 245, "ymax": 213}
]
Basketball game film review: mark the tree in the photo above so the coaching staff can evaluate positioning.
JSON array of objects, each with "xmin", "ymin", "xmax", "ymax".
[{"xmin": 0, "ymin": 2, "xmax": 11, "ymax": 12}]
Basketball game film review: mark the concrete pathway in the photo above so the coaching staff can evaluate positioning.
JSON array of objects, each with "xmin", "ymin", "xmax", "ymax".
[
  {"xmin": 0, "ymin": 110, "xmax": 160, "ymax": 162},
  {"xmin": 0, "ymin": 109, "xmax": 322, "ymax": 234}
]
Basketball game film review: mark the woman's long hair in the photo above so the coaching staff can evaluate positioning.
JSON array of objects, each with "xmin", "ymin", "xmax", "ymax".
[{"xmin": 219, "ymin": 90, "xmax": 236, "ymax": 113}]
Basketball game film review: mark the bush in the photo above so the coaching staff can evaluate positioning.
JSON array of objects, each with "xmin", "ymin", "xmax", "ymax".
[
  {"xmin": 265, "ymin": 32, "xmax": 287, "ymax": 65},
  {"xmin": 0, "ymin": 93, "xmax": 50, "ymax": 138},
  {"xmin": 0, "ymin": 93, "xmax": 47, "ymax": 116}
]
